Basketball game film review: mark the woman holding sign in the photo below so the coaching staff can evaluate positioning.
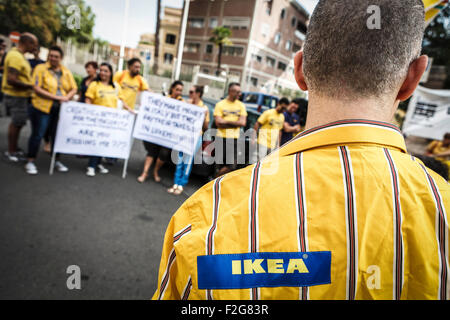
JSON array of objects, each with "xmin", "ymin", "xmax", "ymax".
[
  {"xmin": 137, "ymin": 80, "xmax": 184, "ymax": 183},
  {"xmin": 167, "ymin": 85, "xmax": 210, "ymax": 195},
  {"xmin": 84, "ymin": 62, "xmax": 132, "ymax": 177}
]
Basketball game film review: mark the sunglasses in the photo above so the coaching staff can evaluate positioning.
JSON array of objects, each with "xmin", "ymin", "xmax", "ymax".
[{"xmin": 189, "ymin": 90, "xmax": 195, "ymax": 94}]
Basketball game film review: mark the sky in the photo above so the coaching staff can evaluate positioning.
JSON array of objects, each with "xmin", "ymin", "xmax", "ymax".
[{"xmin": 87, "ymin": 0, "xmax": 319, "ymax": 48}]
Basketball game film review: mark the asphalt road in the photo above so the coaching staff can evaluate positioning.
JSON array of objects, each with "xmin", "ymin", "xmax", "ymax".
[{"xmin": 0, "ymin": 115, "xmax": 208, "ymax": 300}]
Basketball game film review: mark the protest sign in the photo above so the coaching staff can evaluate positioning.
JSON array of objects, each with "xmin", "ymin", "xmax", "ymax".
[
  {"xmin": 133, "ymin": 92, "xmax": 206, "ymax": 155},
  {"xmin": 53, "ymin": 102, "xmax": 135, "ymax": 159},
  {"xmin": 402, "ymin": 86, "xmax": 450, "ymax": 140}
]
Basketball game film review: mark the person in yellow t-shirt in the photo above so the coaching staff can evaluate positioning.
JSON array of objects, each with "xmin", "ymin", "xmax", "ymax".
[
  {"xmin": 154, "ymin": 1, "xmax": 450, "ymax": 301},
  {"xmin": 85, "ymin": 62, "xmax": 131, "ymax": 177},
  {"xmin": 426, "ymin": 132, "xmax": 450, "ymax": 179},
  {"xmin": 2, "ymin": 33, "xmax": 38, "ymax": 162},
  {"xmin": 252, "ymin": 97, "xmax": 289, "ymax": 160},
  {"xmin": 25, "ymin": 46, "xmax": 77, "ymax": 175},
  {"xmin": 113, "ymin": 58, "xmax": 150, "ymax": 110},
  {"xmin": 213, "ymin": 82, "xmax": 247, "ymax": 177}
]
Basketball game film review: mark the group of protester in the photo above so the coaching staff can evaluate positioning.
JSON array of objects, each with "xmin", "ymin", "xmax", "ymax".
[
  {"xmin": 0, "ymin": 32, "xmax": 306, "ymax": 196},
  {"xmin": 1, "ymin": 30, "xmax": 448, "ymax": 198}
]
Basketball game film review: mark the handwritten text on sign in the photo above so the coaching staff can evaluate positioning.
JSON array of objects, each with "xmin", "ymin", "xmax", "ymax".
[
  {"xmin": 54, "ymin": 102, "xmax": 135, "ymax": 159},
  {"xmin": 133, "ymin": 92, "xmax": 206, "ymax": 155}
]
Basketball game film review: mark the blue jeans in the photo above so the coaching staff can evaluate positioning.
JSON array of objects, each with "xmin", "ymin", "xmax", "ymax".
[
  {"xmin": 88, "ymin": 157, "xmax": 102, "ymax": 169},
  {"xmin": 27, "ymin": 106, "xmax": 51, "ymax": 159},
  {"xmin": 174, "ymin": 138, "xmax": 202, "ymax": 187}
]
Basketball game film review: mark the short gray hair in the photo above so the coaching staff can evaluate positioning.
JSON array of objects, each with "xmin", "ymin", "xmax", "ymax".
[{"xmin": 303, "ymin": 0, "xmax": 425, "ymax": 99}]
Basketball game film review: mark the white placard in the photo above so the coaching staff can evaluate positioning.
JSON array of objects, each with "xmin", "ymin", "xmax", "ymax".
[
  {"xmin": 133, "ymin": 92, "xmax": 206, "ymax": 155},
  {"xmin": 402, "ymin": 86, "xmax": 450, "ymax": 141},
  {"xmin": 54, "ymin": 102, "xmax": 135, "ymax": 159}
]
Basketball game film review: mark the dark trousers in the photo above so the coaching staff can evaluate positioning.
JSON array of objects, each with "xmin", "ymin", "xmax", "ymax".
[
  {"xmin": 88, "ymin": 157, "xmax": 102, "ymax": 168},
  {"xmin": 27, "ymin": 103, "xmax": 61, "ymax": 159}
]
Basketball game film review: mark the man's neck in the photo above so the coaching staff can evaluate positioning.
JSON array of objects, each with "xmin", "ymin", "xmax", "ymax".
[
  {"xmin": 304, "ymin": 93, "xmax": 397, "ymax": 130},
  {"xmin": 192, "ymin": 97, "xmax": 200, "ymax": 105},
  {"xmin": 16, "ymin": 45, "xmax": 26, "ymax": 55},
  {"xmin": 227, "ymin": 97, "xmax": 236, "ymax": 103}
]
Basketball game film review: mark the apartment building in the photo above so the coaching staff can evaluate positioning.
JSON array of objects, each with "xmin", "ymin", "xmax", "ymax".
[
  {"xmin": 136, "ymin": 7, "xmax": 182, "ymax": 76},
  {"xmin": 182, "ymin": 0, "xmax": 309, "ymax": 93}
]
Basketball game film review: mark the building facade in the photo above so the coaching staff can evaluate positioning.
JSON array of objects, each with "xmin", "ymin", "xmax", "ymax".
[{"xmin": 182, "ymin": 0, "xmax": 309, "ymax": 94}]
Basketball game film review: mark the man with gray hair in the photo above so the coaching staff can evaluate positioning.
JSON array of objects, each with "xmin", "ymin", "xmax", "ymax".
[{"xmin": 153, "ymin": 0, "xmax": 449, "ymax": 300}]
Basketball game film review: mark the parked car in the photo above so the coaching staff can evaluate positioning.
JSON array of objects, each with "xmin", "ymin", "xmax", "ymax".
[{"xmin": 239, "ymin": 92, "xmax": 279, "ymax": 114}]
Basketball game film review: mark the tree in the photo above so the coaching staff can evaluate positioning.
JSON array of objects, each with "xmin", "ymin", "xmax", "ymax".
[
  {"xmin": 422, "ymin": 5, "xmax": 450, "ymax": 88},
  {"xmin": 209, "ymin": 26, "xmax": 232, "ymax": 73},
  {"xmin": 0, "ymin": 0, "xmax": 61, "ymax": 46},
  {"xmin": 153, "ymin": 0, "xmax": 162, "ymax": 75},
  {"xmin": 55, "ymin": 0, "xmax": 96, "ymax": 44}
]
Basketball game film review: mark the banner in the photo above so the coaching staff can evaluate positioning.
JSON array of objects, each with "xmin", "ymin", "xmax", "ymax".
[
  {"xmin": 133, "ymin": 92, "xmax": 206, "ymax": 156},
  {"xmin": 54, "ymin": 102, "xmax": 135, "ymax": 159},
  {"xmin": 402, "ymin": 86, "xmax": 450, "ymax": 140}
]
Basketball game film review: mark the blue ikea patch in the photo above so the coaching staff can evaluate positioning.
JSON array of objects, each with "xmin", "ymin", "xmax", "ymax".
[{"xmin": 197, "ymin": 251, "xmax": 331, "ymax": 290}]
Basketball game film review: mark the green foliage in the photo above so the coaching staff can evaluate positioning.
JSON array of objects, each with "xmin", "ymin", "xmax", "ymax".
[
  {"xmin": 0, "ymin": 0, "xmax": 61, "ymax": 46},
  {"xmin": 422, "ymin": 6, "xmax": 450, "ymax": 88},
  {"xmin": 55, "ymin": 0, "xmax": 96, "ymax": 44},
  {"xmin": 209, "ymin": 26, "xmax": 232, "ymax": 70},
  {"xmin": 0, "ymin": 0, "xmax": 98, "ymax": 47},
  {"xmin": 72, "ymin": 73, "xmax": 83, "ymax": 89}
]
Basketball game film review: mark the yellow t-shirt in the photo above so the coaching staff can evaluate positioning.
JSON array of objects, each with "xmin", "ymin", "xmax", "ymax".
[
  {"xmin": 1, "ymin": 47, "xmax": 33, "ymax": 97},
  {"xmin": 213, "ymin": 99, "xmax": 247, "ymax": 139},
  {"xmin": 153, "ymin": 120, "xmax": 450, "ymax": 300},
  {"xmin": 427, "ymin": 141, "xmax": 450, "ymax": 160},
  {"xmin": 113, "ymin": 70, "xmax": 149, "ymax": 109},
  {"xmin": 31, "ymin": 62, "xmax": 78, "ymax": 114},
  {"xmin": 257, "ymin": 109, "xmax": 285, "ymax": 149},
  {"xmin": 85, "ymin": 81, "xmax": 123, "ymax": 108}
]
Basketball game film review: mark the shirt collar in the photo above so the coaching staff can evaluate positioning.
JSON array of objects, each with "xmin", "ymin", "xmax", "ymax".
[{"xmin": 274, "ymin": 119, "xmax": 407, "ymax": 157}]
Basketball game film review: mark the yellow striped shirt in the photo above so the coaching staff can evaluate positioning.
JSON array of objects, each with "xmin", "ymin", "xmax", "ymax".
[{"xmin": 153, "ymin": 119, "xmax": 450, "ymax": 300}]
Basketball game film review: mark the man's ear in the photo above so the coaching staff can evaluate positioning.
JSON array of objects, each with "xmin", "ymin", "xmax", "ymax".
[
  {"xmin": 397, "ymin": 55, "xmax": 428, "ymax": 101},
  {"xmin": 294, "ymin": 51, "xmax": 308, "ymax": 91}
]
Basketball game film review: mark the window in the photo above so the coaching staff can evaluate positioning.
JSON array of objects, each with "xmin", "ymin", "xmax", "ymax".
[
  {"xmin": 266, "ymin": 56, "xmax": 275, "ymax": 68},
  {"xmin": 165, "ymin": 33, "xmax": 176, "ymax": 45},
  {"xmin": 274, "ymin": 32, "xmax": 281, "ymax": 45},
  {"xmin": 184, "ymin": 43, "xmax": 200, "ymax": 53},
  {"xmin": 223, "ymin": 46, "xmax": 244, "ymax": 57},
  {"xmin": 266, "ymin": 0, "xmax": 273, "ymax": 15},
  {"xmin": 250, "ymin": 77, "xmax": 258, "ymax": 87},
  {"xmin": 223, "ymin": 17, "xmax": 250, "ymax": 30},
  {"xmin": 292, "ymin": 43, "xmax": 302, "ymax": 52},
  {"xmin": 280, "ymin": 8, "xmax": 286, "ymax": 19},
  {"xmin": 164, "ymin": 53, "xmax": 174, "ymax": 64},
  {"xmin": 188, "ymin": 18, "xmax": 204, "ymax": 28},
  {"xmin": 291, "ymin": 17, "xmax": 297, "ymax": 27},
  {"xmin": 202, "ymin": 68, "xmax": 210, "ymax": 74},
  {"xmin": 205, "ymin": 44, "xmax": 213, "ymax": 54},
  {"xmin": 209, "ymin": 18, "xmax": 218, "ymax": 28},
  {"xmin": 243, "ymin": 93, "xmax": 258, "ymax": 103},
  {"xmin": 277, "ymin": 61, "xmax": 287, "ymax": 71},
  {"xmin": 252, "ymin": 54, "xmax": 262, "ymax": 63},
  {"xmin": 285, "ymin": 40, "xmax": 292, "ymax": 51},
  {"xmin": 261, "ymin": 23, "xmax": 270, "ymax": 38}
]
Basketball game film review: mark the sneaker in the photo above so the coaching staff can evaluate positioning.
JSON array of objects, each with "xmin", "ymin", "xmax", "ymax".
[
  {"xmin": 55, "ymin": 161, "xmax": 69, "ymax": 173},
  {"xmin": 86, "ymin": 167, "xmax": 96, "ymax": 177},
  {"xmin": 4, "ymin": 151, "xmax": 19, "ymax": 162},
  {"xmin": 25, "ymin": 162, "xmax": 38, "ymax": 175},
  {"xmin": 97, "ymin": 164, "xmax": 109, "ymax": 174}
]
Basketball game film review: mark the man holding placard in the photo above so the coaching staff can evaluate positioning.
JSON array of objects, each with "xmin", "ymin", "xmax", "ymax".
[
  {"xmin": 113, "ymin": 58, "xmax": 150, "ymax": 110},
  {"xmin": 25, "ymin": 46, "xmax": 77, "ymax": 175},
  {"xmin": 213, "ymin": 82, "xmax": 247, "ymax": 177}
]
